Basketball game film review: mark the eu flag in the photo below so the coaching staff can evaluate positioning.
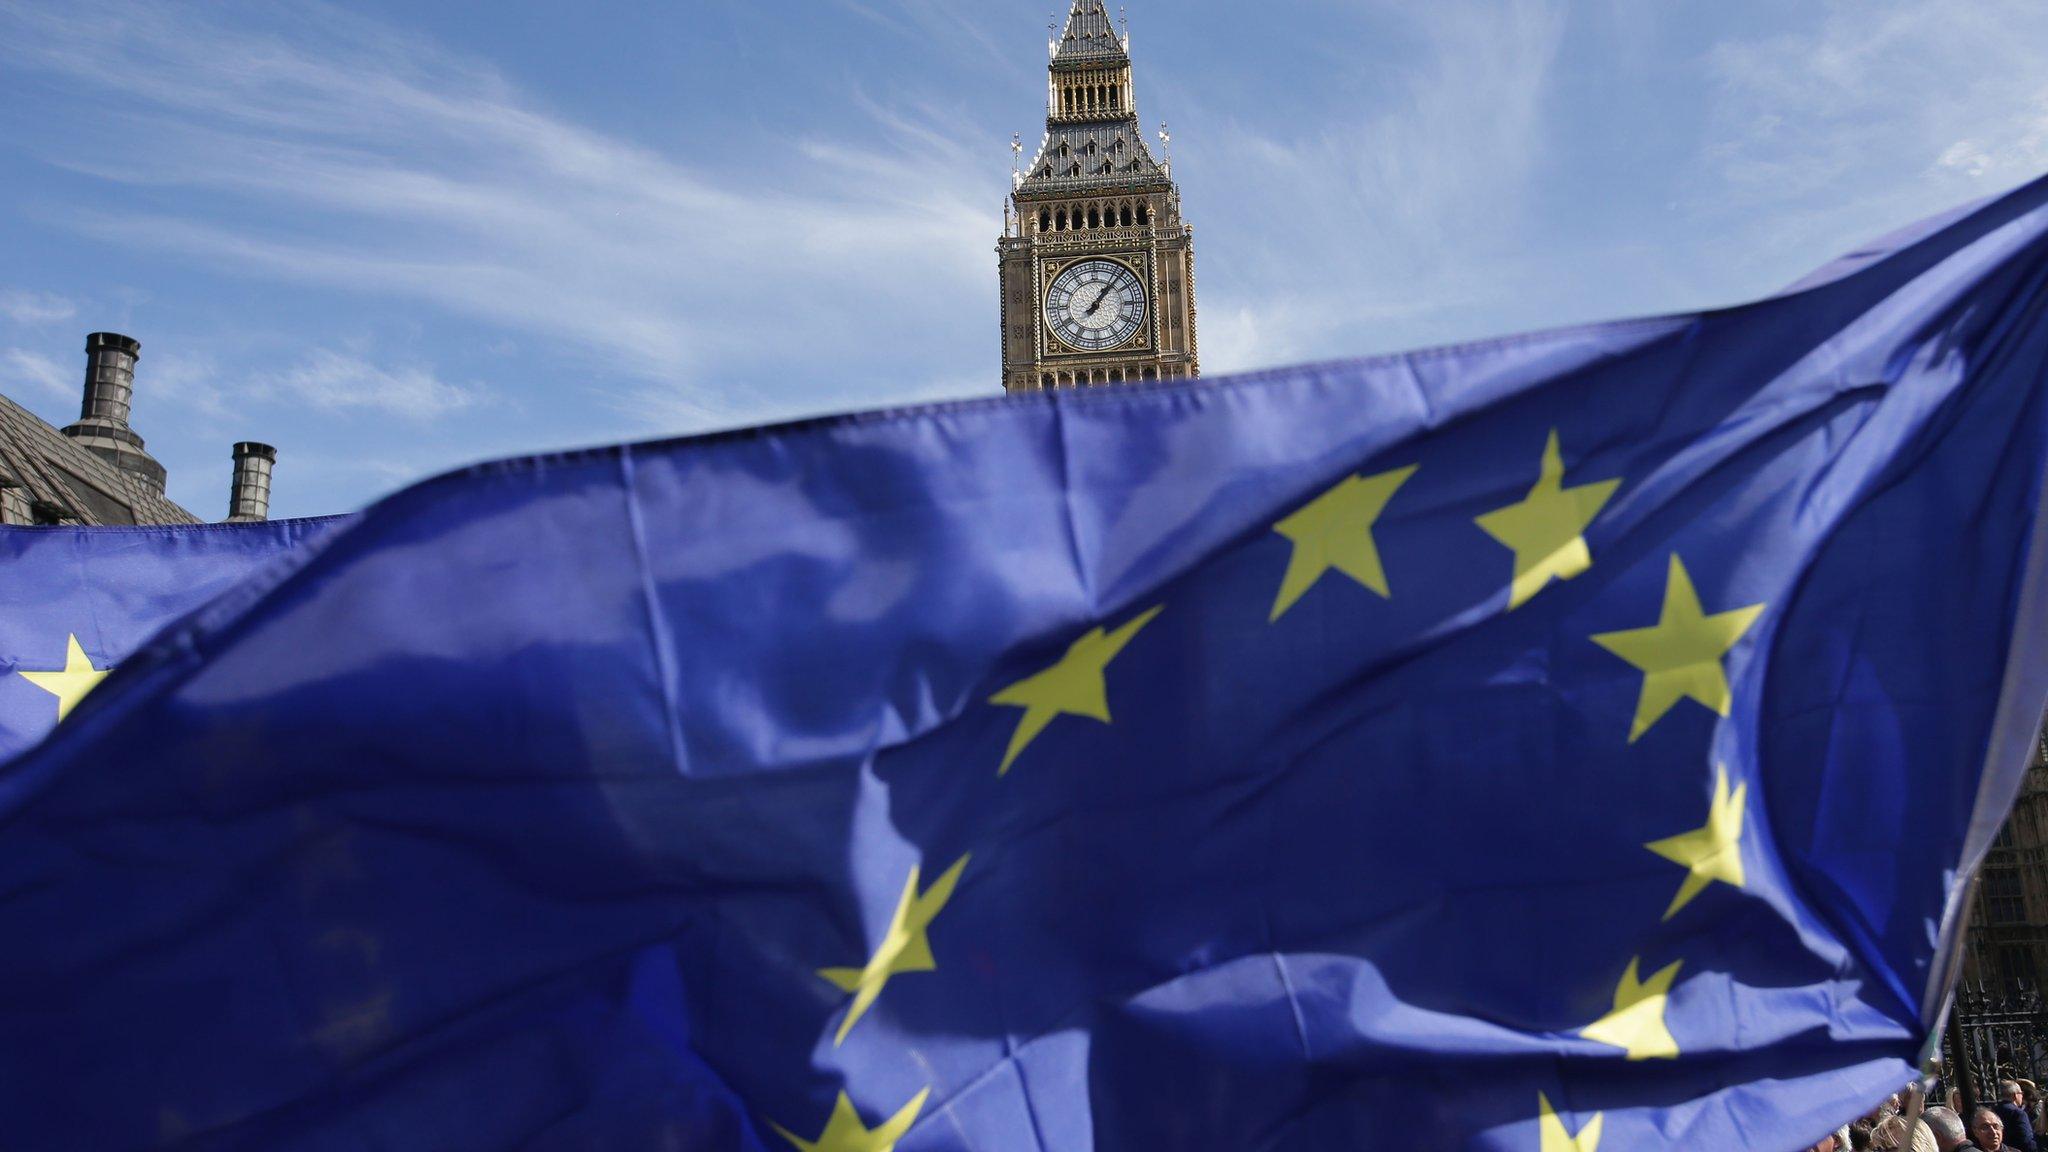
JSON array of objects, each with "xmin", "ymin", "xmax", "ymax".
[
  {"xmin": 0, "ymin": 517, "xmax": 340, "ymax": 765},
  {"xmin": 6, "ymin": 176, "xmax": 2048, "ymax": 1151}
]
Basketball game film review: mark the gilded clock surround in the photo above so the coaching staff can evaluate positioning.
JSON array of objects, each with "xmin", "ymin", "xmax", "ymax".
[
  {"xmin": 998, "ymin": 1, "xmax": 1197, "ymax": 392},
  {"xmin": 1041, "ymin": 255, "xmax": 1149, "ymax": 353}
]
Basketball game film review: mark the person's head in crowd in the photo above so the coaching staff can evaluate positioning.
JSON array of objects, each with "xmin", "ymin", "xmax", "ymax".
[
  {"xmin": 2003, "ymin": 1081, "xmax": 2026, "ymax": 1109},
  {"xmin": 1926, "ymin": 1106, "xmax": 1969, "ymax": 1152},
  {"xmin": 1873, "ymin": 1117, "xmax": 1942, "ymax": 1152},
  {"xmin": 1972, "ymin": 1105, "xmax": 2009, "ymax": 1150},
  {"xmin": 1810, "ymin": 1134, "xmax": 1840, "ymax": 1152}
]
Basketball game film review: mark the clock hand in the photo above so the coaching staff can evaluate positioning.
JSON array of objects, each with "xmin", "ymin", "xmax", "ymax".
[{"xmin": 1084, "ymin": 281, "xmax": 1115, "ymax": 319}]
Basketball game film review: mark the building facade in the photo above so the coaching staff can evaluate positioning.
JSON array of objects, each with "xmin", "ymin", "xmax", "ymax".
[
  {"xmin": 998, "ymin": 0, "xmax": 1197, "ymax": 393},
  {"xmin": 0, "ymin": 332, "xmax": 275, "ymax": 526},
  {"xmin": 1966, "ymin": 730, "xmax": 2048, "ymax": 987}
]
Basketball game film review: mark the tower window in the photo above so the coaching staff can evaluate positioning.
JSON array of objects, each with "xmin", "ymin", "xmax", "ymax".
[
  {"xmin": 1088, "ymin": 207, "xmax": 1100, "ymax": 228},
  {"xmin": 1120, "ymin": 205, "xmax": 1132, "ymax": 227},
  {"xmin": 1055, "ymin": 209, "xmax": 1067, "ymax": 230},
  {"xmin": 1039, "ymin": 209, "xmax": 1051, "ymax": 232},
  {"xmin": 1137, "ymin": 204, "xmax": 1151, "ymax": 225}
]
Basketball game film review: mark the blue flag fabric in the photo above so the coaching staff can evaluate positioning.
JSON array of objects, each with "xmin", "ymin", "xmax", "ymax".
[
  {"xmin": 6, "ymin": 179, "xmax": 2048, "ymax": 1152},
  {"xmin": 0, "ymin": 518, "xmax": 342, "ymax": 764}
]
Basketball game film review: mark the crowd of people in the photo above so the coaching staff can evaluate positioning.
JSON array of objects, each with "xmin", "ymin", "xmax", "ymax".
[{"xmin": 1806, "ymin": 1079, "xmax": 2044, "ymax": 1152}]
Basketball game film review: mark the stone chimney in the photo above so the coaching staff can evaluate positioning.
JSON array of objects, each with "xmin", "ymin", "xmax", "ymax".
[
  {"xmin": 226, "ymin": 441, "xmax": 276, "ymax": 522},
  {"xmin": 60, "ymin": 332, "xmax": 166, "ymax": 492}
]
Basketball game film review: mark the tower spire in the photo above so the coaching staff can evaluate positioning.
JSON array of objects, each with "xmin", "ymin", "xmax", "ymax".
[{"xmin": 1052, "ymin": 0, "xmax": 1126, "ymax": 65}]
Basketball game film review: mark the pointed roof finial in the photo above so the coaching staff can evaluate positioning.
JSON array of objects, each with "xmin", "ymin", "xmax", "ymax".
[{"xmin": 1157, "ymin": 121, "xmax": 1172, "ymax": 174}]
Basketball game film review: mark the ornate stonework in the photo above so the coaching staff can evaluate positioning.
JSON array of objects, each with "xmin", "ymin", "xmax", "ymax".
[{"xmin": 998, "ymin": 1, "xmax": 1197, "ymax": 393}]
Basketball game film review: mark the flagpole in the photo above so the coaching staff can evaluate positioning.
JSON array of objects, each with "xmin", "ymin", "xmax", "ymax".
[
  {"xmin": 1939, "ymin": 884, "xmax": 1982, "ymax": 1117},
  {"xmin": 1946, "ymin": 987, "xmax": 1979, "ymax": 1117}
]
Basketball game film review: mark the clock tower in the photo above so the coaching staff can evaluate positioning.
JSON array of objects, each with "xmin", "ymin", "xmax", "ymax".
[{"xmin": 999, "ymin": 1, "xmax": 1197, "ymax": 392}]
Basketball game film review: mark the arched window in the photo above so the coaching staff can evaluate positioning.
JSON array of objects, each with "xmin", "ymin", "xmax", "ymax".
[
  {"xmin": 1137, "ymin": 203, "xmax": 1151, "ymax": 225},
  {"xmin": 1041, "ymin": 373, "xmax": 1053, "ymax": 389},
  {"xmin": 1055, "ymin": 209, "xmax": 1067, "ymax": 230},
  {"xmin": 1039, "ymin": 209, "xmax": 1051, "ymax": 232},
  {"xmin": 1142, "ymin": 366, "xmax": 1157, "ymax": 381},
  {"xmin": 1088, "ymin": 207, "xmax": 1100, "ymax": 228},
  {"xmin": 1120, "ymin": 205, "xmax": 1132, "ymax": 227},
  {"xmin": 1110, "ymin": 86, "xmax": 1121, "ymax": 110},
  {"xmin": 1110, "ymin": 368, "xmax": 1124, "ymax": 382}
]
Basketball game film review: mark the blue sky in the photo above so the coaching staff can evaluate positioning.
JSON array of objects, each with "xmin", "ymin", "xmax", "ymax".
[{"xmin": 1, "ymin": 0, "xmax": 2044, "ymax": 519}]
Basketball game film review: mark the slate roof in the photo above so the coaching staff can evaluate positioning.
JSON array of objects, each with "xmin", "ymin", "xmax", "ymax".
[
  {"xmin": 1018, "ymin": 122, "xmax": 1167, "ymax": 195},
  {"xmin": 1019, "ymin": 2, "xmax": 1165, "ymax": 195},
  {"xmin": 0, "ymin": 392, "xmax": 199, "ymax": 526},
  {"xmin": 1052, "ymin": 0, "xmax": 1126, "ymax": 65}
]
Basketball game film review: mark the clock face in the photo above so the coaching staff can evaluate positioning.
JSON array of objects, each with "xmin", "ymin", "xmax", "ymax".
[{"xmin": 1044, "ymin": 259, "xmax": 1147, "ymax": 352}]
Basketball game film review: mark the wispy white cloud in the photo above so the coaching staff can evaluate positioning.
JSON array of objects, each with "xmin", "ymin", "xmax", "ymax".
[
  {"xmin": 0, "ymin": 0, "xmax": 1004, "ymax": 428},
  {"xmin": 277, "ymin": 350, "xmax": 477, "ymax": 421},
  {"xmin": 0, "ymin": 289, "xmax": 78, "ymax": 325},
  {"xmin": 1698, "ymin": 0, "xmax": 2048, "ymax": 258},
  {"xmin": 824, "ymin": 0, "xmax": 1027, "ymax": 81},
  {"xmin": 1178, "ymin": 0, "xmax": 1567, "ymax": 371},
  {"xmin": 141, "ymin": 349, "xmax": 232, "ymax": 421},
  {"xmin": 0, "ymin": 347, "xmax": 72, "ymax": 400}
]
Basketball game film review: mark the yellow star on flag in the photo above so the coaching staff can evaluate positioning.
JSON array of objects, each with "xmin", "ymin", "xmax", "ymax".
[
  {"xmin": 772, "ymin": 1088, "xmax": 929, "ymax": 1152},
  {"xmin": 1580, "ymin": 956, "xmax": 1682, "ymax": 1060},
  {"xmin": 18, "ymin": 633, "xmax": 110, "ymax": 722},
  {"xmin": 818, "ymin": 854, "xmax": 970, "ymax": 1045},
  {"xmin": 1590, "ymin": 555, "xmax": 1765, "ymax": 743},
  {"xmin": 1646, "ymin": 765, "xmax": 1747, "ymax": 920},
  {"xmin": 990, "ymin": 606, "xmax": 1163, "ymax": 775},
  {"xmin": 1268, "ymin": 464, "xmax": 1419, "ymax": 622},
  {"xmin": 1474, "ymin": 430, "xmax": 1621, "ymax": 610},
  {"xmin": 1538, "ymin": 1093, "xmax": 1603, "ymax": 1152}
]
